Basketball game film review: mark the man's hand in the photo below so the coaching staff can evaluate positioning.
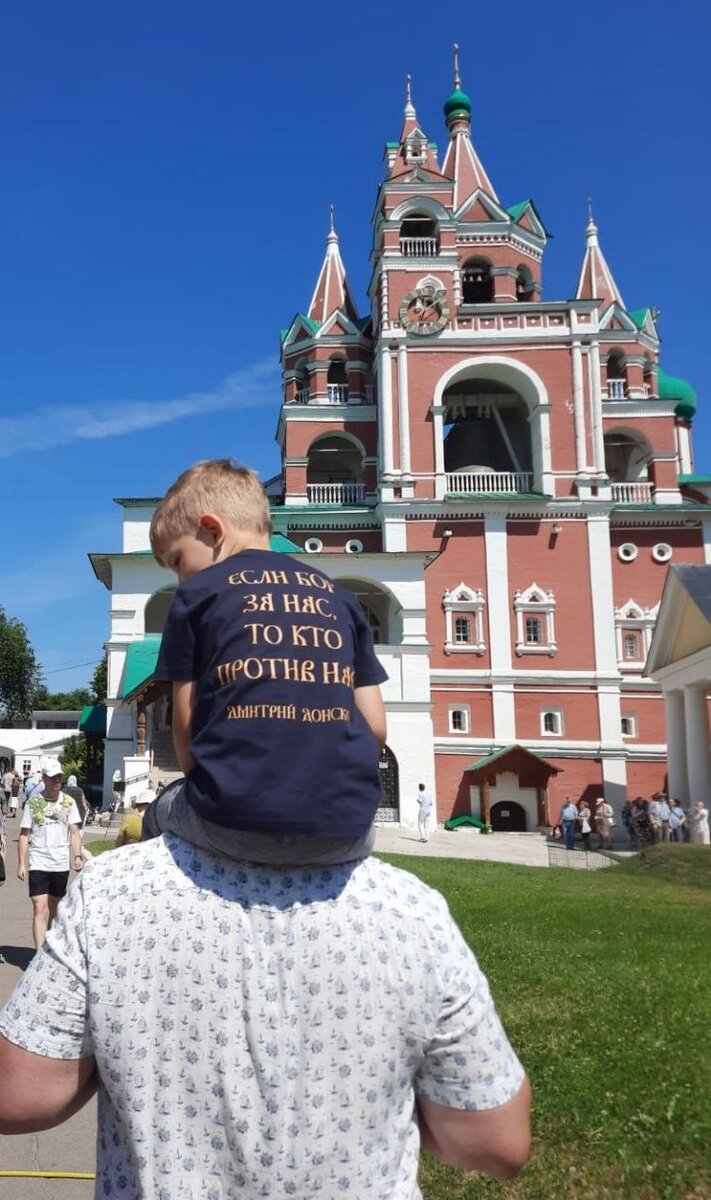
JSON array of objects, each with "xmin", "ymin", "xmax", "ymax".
[{"xmin": 17, "ymin": 864, "xmax": 26, "ymax": 882}]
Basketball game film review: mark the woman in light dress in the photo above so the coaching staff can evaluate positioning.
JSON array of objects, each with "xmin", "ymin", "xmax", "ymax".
[
  {"xmin": 691, "ymin": 802, "xmax": 710, "ymax": 845},
  {"xmin": 595, "ymin": 798, "xmax": 614, "ymax": 850},
  {"xmin": 578, "ymin": 802, "xmax": 592, "ymax": 851}
]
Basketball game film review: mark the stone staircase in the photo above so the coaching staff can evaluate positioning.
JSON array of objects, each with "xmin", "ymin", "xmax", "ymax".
[{"xmin": 150, "ymin": 728, "xmax": 183, "ymax": 788}]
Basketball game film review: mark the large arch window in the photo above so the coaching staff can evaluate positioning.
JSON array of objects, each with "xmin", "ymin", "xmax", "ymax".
[
  {"xmin": 443, "ymin": 377, "xmax": 533, "ymax": 493},
  {"xmin": 306, "ymin": 435, "xmax": 365, "ymax": 505},
  {"xmin": 461, "ymin": 258, "xmax": 493, "ymax": 304}
]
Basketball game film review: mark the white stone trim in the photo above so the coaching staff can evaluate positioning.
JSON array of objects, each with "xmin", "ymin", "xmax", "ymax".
[
  {"xmin": 614, "ymin": 599, "xmax": 658, "ymax": 671},
  {"xmin": 448, "ymin": 705, "xmax": 471, "ymax": 734},
  {"xmin": 513, "ymin": 583, "xmax": 557, "ymax": 656},
  {"xmin": 540, "ymin": 708, "xmax": 564, "ymax": 736},
  {"xmin": 443, "ymin": 583, "xmax": 486, "ymax": 654}
]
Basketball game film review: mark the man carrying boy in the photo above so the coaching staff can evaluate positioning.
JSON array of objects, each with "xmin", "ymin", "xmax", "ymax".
[{"xmin": 146, "ymin": 458, "xmax": 388, "ymax": 860}]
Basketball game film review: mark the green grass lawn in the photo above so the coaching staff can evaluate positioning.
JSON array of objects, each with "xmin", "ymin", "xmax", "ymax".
[{"xmin": 379, "ymin": 846, "xmax": 711, "ymax": 1200}]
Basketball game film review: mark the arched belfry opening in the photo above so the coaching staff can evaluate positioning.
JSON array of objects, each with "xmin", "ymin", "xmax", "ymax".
[
  {"xmin": 145, "ymin": 587, "xmax": 177, "ymax": 634},
  {"xmin": 603, "ymin": 430, "xmax": 651, "ymax": 483},
  {"xmin": 306, "ymin": 435, "xmax": 365, "ymax": 505},
  {"xmin": 399, "ymin": 211, "xmax": 439, "ymax": 257},
  {"xmin": 461, "ymin": 258, "xmax": 493, "ymax": 304},
  {"xmin": 443, "ymin": 377, "xmax": 533, "ymax": 484},
  {"xmin": 337, "ymin": 578, "xmax": 402, "ymax": 645}
]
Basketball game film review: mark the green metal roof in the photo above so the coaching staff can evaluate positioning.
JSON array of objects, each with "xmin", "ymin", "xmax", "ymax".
[
  {"xmin": 120, "ymin": 636, "xmax": 162, "ymax": 699},
  {"xmin": 78, "ymin": 705, "xmax": 107, "ymax": 736},
  {"xmin": 679, "ymin": 474, "xmax": 711, "ymax": 485},
  {"xmin": 657, "ymin": 367, "xmax": 697, "ymax": 419},
  {"xmin": 627, "ymin": 307, "xmax": 652, "ymax": 330},
  {"xmin": 465, "ymin": 746, "xmax": 512, "ymax": 772},
  {"xmin": 269, "ymin": 533, "xmax": 302, "ymax": 553},
  {"xmin": 506, "ymin": 201, "xmax": 528, "ymax": 221}
]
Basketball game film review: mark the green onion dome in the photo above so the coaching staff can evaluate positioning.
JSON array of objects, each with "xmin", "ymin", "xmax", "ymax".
[
  {"xmin": 658, "ymin": 368, "xmax": 698, "ymax": 421},
  {"xmin": 444, "ymin": 86, "xmax": 472, "ymax": 122}
]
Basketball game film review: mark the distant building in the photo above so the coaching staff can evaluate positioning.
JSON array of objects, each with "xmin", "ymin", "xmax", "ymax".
[
  {"xmin": 91, "ymin": 52, "xmax": 709, "ymax": 826},
  {"xmin": 0, "ymin": 710, "xmax": 82, "ymax": 777}
]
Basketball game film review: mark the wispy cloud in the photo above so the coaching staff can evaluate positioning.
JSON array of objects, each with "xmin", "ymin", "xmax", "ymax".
[{"xmin": 0, "ymin": 359, "xmax": 278, "ymax": 458}]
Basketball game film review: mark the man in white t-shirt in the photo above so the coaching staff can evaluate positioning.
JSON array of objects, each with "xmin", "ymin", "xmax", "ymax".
[
  {"xmin": 17, "ymin": 758, "xmax": 83, "ymax": 949},
  {"xmin": 0, "ymin": 837, "xmax": 531, "ymax": 1192},
  {"xmin": 417, "ymin": 782, "xmax": 435, "ymax": 841}
]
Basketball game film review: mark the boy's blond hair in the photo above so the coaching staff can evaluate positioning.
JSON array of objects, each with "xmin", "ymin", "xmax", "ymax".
[{"xmin": 150, "ymin": 459, "xmax": 271, "ymax": 565}]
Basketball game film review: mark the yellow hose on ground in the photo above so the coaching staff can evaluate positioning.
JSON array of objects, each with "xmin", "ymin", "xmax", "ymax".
[{"xmin": 0, "ymin": 1170, "xmax": 96, "ymax": 1179}]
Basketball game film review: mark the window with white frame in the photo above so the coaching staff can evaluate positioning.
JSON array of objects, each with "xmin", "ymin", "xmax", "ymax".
[
  {"xmin": 541, "ymin": 709, "xmax": 563, "ymax": 736},
  {"xmin": 514, "ymin": 584, "xmax": 557, "ymax": 656},
  {"xmin": 443, "ymin": 584, "xmax": 486, "ymax": 654},
  {"xmin": 621, "ymin": 714, "xmax": 637, "ymax": 737},
  {"xmin": 448, "ymin": 706, "xmax": 471, "ymax": 734},
  {"xmin": 614, "ymin": 599, "xmax": 658, "ymax": 670},
  {"xmin": 23, "ymin": 760, "xmax": 32, "ymax": 775}
]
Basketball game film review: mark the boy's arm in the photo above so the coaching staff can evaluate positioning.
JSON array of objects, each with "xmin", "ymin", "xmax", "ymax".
[
  {"xmin": 354, "ymin": 685, "xmax": 387, "ymax": 748},
  {"xmin": 172, "ymin": 680, "xmax": 197, "ymax": 775}
]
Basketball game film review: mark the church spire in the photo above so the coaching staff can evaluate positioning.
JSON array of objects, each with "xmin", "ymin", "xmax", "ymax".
[
  {"xmin": 441, "ymin": 43, "xmax": 498, "ymax": 207},
  {"xmin": 575, "ymin": 204, "xmax": 625, "ymax": 309},
  {"xmin": 307, "ymin": 208, "xmax": 358, "ymax": 325}
]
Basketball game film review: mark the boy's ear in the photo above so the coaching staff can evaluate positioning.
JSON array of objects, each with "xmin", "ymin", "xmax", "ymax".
[{"xmin": 199, "ymin": 513, "xmax": 226, "ymax": 547}]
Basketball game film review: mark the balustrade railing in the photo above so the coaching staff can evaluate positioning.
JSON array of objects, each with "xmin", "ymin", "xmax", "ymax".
[
  {"xmin": 295, "ymin": 387, "xmax": 310, "ymax": 405},
  {"xmin": 399, "ymin": 237, "xmax": 438, "ymax": 257},
  {"xmin": 611, "ymin": 481, "xmax": 653, "ymax": 503},
  {"xmin": 445, "ymin": 471, "xmax": 534, "ymax": 495},
  {"xmin": 606, "ymin": 379, "xmax": 626, "ymax": 399},
  {"xmin": 326, "ymin": 383, "xmax": 349, "ymax": 404},
  {"xmin": 307, "ymin": 482, "xmax": 366, "ymax": 505}
]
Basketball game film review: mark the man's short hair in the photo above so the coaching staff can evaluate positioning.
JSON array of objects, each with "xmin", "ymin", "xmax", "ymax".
[{"xmin": 150, "ymin": 459, "xmax": 271, "ymax": 565}]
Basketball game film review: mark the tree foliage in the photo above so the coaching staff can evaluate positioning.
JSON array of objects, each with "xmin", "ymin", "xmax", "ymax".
[
  {"xmin": 59, "ymin": 734, "xmax": 88, "ymax": 782},
  {"xmin": 32, "ymin": 686, "xmax": 92, "ymax": 711},
  {"xmin": 0, "ymin": 606, "xmax": 40, "ymax": 721},
  {"xmin": 91, "ymin": 653, "xmax": 108, "ymax": 705}
]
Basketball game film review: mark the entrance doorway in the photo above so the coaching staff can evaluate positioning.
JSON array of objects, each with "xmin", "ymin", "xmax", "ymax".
[
  {"xmin": 490, "ymin": 801, "xmax": 527, "ymax": 832},
  {"xmin": 375, "ymin": 745, "xmax": 399, "ymax": 822}
]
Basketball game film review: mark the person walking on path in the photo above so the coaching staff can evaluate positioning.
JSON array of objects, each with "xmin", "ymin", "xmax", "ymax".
[
  {"xmin": 595, "ymin": 798, "xmax": 614, "ymax": 850},
  {"xmin": 690, "ymin": 801, "xmax": 710, "ymax": 845},
  {"xmin": 17, "ymin": 758, "xmax": 83, "ymax": 949},
  {"xmin": 1, "ymin": 768, "xmax": 13, "ymax": 816},
  {"xmin": 560, "ymin": 798, "xmax": 578, "ymax": 851},
  {"xmin": 7, "ymin": 773, "xmax": 20, "ymax": 819},
  {"xmin": 417, "ymin": 783, "xmax": 434, "ymax": 842},
  {"xmin": 0, "ymin": 837, "xmax": 532, "ymax": 1193}
]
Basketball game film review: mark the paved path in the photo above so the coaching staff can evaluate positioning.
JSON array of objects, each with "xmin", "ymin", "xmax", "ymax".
[{"xmin": 373, "ymin": 823, "xmax": 552, "ymax": 867}]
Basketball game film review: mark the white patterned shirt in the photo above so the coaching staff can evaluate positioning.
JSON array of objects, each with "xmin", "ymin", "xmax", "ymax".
[{"xmin": 0, "ymin": 836, "xmax": 524, "ymax": 1199}]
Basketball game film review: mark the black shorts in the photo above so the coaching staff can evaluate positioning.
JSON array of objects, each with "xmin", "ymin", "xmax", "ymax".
[{"xmin": 28, "ymin": 870, "xmax": 69, "ymax": 899}]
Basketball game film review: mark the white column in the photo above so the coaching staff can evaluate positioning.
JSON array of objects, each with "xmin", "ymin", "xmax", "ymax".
[
  {"xmin": 665, "ymin": 689, "xmax": 689, "ymax": 804},
  {"xmin": 485, "ymin": 516, "xmax": 516, "ymax": 742},
  {"xmin": 571, "ymin": 339, "xmax": 587, "ymax": 474},
  {"xmin": 702, "ymin": 519, "xmax": 711, "ymax": 565},
  {"xmin": 586, "ymin": 516, "xmax": 619, "ymax": 678},
  {"xmin": 432, "ymin": 404, "xmax": 446, "ymax": 500},
  {"xmin": 397, "ymin": 345, "xmax": 412, "ymax": 476},
  {"xmin": 684, "ymin": 685, "xmax": 711, "ymax": 803},
  {"xmin": 378, "ymin": 345, "xmax": 394, "ymax": 477},
  {"xmin": 601, "ymin": 757, "xmax": 627, "ymax": 827},
  {"xmin": 676, "ymin": 423, "xmax": 692, "ymax": 474},
  {"xmin": 589, "ymin": 342, "xmax": 606, "ymax": 475}
]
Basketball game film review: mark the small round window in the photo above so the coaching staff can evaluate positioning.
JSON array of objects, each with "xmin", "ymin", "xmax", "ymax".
[
  {"xmin": 304, "ymin": 537, "xmax": 323, "ymax": 554},
  {"xmin": 345, "ymin": 538, "xmax": 363, "ymax": 554},
  {"xmin": 618, "ymin": 543, "xmax": 638, "ymax": 562},
  {"xmin": 652, "ymin": 543, "xmax": 672, "ymax": 564}
]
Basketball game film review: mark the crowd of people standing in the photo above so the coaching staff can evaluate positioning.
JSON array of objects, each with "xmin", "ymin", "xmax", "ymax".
[{"xmin": 555, "ymin": 791, "xmax": 710, "ymax": 850}]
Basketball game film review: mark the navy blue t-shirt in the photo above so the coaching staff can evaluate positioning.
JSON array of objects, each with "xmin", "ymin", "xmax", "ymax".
[{"xmin": 154, "ymin": 549, "xmax": 388, "ymax": 836}]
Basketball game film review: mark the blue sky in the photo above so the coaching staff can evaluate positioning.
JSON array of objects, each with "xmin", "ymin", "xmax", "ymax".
[{"xmin": 0, "ymin": 1, "xmax": 708, "ymax": 692}]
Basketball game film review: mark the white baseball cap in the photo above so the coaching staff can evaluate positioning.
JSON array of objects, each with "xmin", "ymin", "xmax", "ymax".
[
  {"xmin": 41, "ymin": 757, "xmax": 63, "ymax": 778},
  {"xmin": 134, "ymin": 790, "xmax": 156, "ymax": 808}
]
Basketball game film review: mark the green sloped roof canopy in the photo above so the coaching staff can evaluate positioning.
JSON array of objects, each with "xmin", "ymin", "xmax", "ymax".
[
  {"xmin": 466, "ymin": 744, "xmax": 560, "ymax": 784},
  {"xmin": 627, "ymin": 307, "xmax": 651, "ymax": 330},
  {"xmin": 121, "ymin": 635, "xmax": 163, "ymax": 699},
  {"xmin": 78, "ymin": 705, "xmax": 107, "ymax": 735},
  {"xmin": 270, "ymin": 532, "xmax": 302, "ymax": 553}
]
